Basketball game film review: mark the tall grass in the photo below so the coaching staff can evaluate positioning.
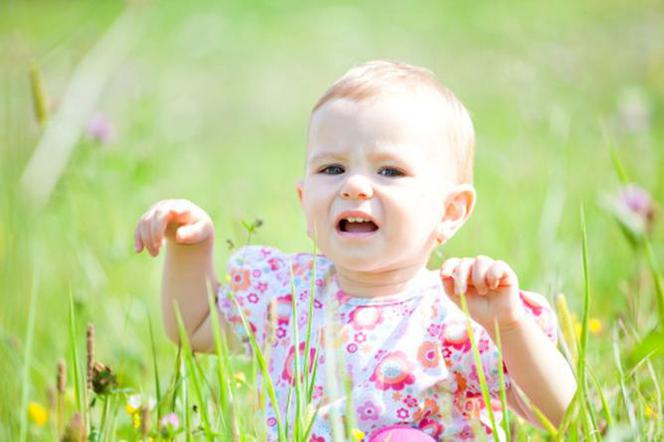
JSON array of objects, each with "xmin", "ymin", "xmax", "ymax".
[{"xmin": 3, "ymin": 2, "xmax": 663, "ymax": 440}]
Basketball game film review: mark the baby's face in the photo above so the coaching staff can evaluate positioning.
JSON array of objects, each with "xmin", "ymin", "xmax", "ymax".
[{"xmin": 298, "ymin": 93, "xmax": 463, "ymax": 273}]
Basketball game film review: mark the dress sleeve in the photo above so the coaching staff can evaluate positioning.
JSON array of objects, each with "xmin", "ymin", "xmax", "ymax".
[
  {"xmin": 216, "ymin": 245, "xmax": 291, "ymax": 355},
  {"xmin": 517, "ymin": 289, "xmax": 558, "ymax": 345}
]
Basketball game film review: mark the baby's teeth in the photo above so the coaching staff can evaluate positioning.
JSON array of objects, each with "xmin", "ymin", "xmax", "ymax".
[{"xmin": 346, "ymin": 217, "xmax": 368, "ymax": 223}]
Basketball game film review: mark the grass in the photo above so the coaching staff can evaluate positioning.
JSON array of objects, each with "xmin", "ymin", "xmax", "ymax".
[{"xmin": 1, "ymin": 0, "xmax": 664, "ymax": 440}]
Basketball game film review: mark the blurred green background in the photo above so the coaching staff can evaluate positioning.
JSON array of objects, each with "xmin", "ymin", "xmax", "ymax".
[{"xmin": 1, "ymin": 0, "xmax": 663, "ymax": 438}]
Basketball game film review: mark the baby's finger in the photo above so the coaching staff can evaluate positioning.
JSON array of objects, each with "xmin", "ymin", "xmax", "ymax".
[
  {"xmin": 471, "ymin": 256, "xmax": 492, "ymax": 295},
  {"xmin": 175, "ymin": 220, "xmax": 210, "ymax": 244},
  {"xmin": 440, "ymin": 257, "xmax": 461, "ymax": 279},
  {"xmin": 487, "ymin": 260, "xmax": 517, "ymax": 289},
  {"xmin": 150, "ymin": 208, "xmax": 172, "ymax": 252},
  {"xmin": 134, "ymin": 225, "xmax": 144, "ymax": 252},
  {"xmin": 454, "ymin": 258, "xmax": 474, "ymax": 295},
  {"xmin": 139, "ymin": 220, "xmax": 158, "ymax": 257},
  {"xmin": 441, "ymin": 272, "xmax": 456, "ymax": 297}
]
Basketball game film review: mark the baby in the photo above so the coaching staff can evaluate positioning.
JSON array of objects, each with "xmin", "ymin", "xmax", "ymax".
[{"xmin": 134, "ymin": 60, "xmax": 576, "ymax": 441}]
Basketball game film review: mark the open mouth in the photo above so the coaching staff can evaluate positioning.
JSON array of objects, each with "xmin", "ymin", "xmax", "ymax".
[{"xmin": 337, "ymin": 217, "xmax": 379, "ymax": 234}]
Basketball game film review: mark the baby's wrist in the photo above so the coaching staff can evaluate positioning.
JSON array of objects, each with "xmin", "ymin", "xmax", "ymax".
[{"xmin": 487, "ymin": 310, "xmax": 528, "ymax": 341}]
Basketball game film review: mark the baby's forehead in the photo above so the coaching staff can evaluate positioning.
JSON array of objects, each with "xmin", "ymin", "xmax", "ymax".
[{"xmin": 307, "ymin": 92, "xmax": 460, "ymax": 155}]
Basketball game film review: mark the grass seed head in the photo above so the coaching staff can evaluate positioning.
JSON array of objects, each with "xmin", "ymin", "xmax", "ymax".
[
  {"xmin": 57, "ymin": 358, "xmax": 67, "ymax": 394},
  {"xmin": 62, "ymin": 412, "xmax": 85, "ymax": 442}
]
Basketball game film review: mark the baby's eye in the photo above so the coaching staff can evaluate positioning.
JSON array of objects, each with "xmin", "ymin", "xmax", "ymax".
[
  {"xmin": 378, "ymin": 167, "xmax": 405, "ymax": 177},
  {"xmin": 319, "ymin": 165, "xmax": 345, "ymax": 175}
]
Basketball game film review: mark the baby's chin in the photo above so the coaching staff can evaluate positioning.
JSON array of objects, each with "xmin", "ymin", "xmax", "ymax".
[
  {"xmin": 317, "ymin": 245, "xmax": 371, "ymax": 268},
  {"xmin": 327, "ymin": 248, "xmax": 401, "ymax": 273}
]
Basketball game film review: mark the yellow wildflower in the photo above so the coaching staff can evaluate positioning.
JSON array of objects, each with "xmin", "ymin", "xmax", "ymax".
[
  {"xmin": 574, "ymin": 317, "xmax": 603, "ymax": 339},
  {"xmin": 125, "ymin": 394, "xmax": 141, "ymax": 415},
  {"xmin": 351, "ymin": 428, "xmax": 365, "ymax": 440},
  {"xmin": 645, "ymin": 404, "xmax": 656, "ymax": 419},
  {"xmin": 234, "ymin": 372, "xmax": 248, "ymax": 389},
  {"xmin": 133, "ymin": 412, "xmax": 141, "ymax": 429},
  {"xmin": 28, "ymin": 401, "xmax": 48, "ymax": 427}
]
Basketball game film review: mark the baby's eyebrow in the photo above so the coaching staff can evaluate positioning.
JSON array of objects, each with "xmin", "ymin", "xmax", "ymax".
[
  {"xmin": 308, "ymin": 152, "xmax": 346, "ymax": 165},
  {"xmin": 309, "ymin": 149, "xmax": 407, "ymax": 165}
]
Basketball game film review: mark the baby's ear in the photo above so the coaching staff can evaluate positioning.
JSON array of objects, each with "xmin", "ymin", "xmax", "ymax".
[
  {"xmin": 296, "ymin": 180, "xmax": 304, "ymax": 206},
  {"xmin": 436, "ymin": 184, "xmax": 476, "ymax": 244}
]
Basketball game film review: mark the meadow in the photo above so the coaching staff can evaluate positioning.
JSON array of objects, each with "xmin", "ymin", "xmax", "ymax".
[{"xmin": 1, "ymin": 0, "xmax": 663, "ymax": 440}]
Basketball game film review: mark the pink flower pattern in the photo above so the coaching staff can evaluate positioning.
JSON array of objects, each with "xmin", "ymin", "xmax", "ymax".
[
  {"xmin": 357, "ymin": 400, "xmax": 380, "ymax": 421},
  {"xmin": 217, "ymin": 246, "xmax": 558, "ymax": 441}
]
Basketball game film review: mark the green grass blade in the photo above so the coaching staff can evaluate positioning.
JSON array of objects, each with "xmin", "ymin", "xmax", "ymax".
[
  {"xmin": 577, "ymin": 204, "xmax": 596, "ymax": 439},
  {"xmin": 147, "ymin": 312, "xmax": 162, "ymax": 425},
  {"xmin": 68, "ymin": 291, "xmax": 83, "ymax": 414},
  {"xmin": 288, "ymin": 259, "xmax": 303, "ymax": 439},
  {"xmin": 612, "ymin": 328, "xmax": 637, "ymax": 435},
  {"xmin": 18, "ymin": 274, "xmax": 38, "ymax": 442},
  {"xmin": 524, "ymin": 393, "xmax": 559, "ymax": 437},
  {"xmin": 458, "ymin": 292, "xmax": 500, "ymax": 442},
  {"xmin": 172, "ymin": 302, "xmax": 213, "ymax": 441},
  {"xmin": 587, "ymin": 365, "xmax": 613, "ymax": 428},
  {"xmin": 302, "ymin": 405, "xmax": 321, "ymax": 441},
  {"xmin": 493, "ymin": 319, "xmax": 510, "ymax": 442},
  {"xmin": 229, "ymin": 293, "xmax": 285, "ymax": 441},
  {"xmin": 206, "ymin": 291, "xmax": 236, "ymax": 439},
  {"xmin": 600, "ymin": 122, "xmax": 629, "ymax": 186},
  {"xmin": 181, "ymin": 349, "xmax": 192, "ymax": 442},
  {"xmin": 643, "ymin": 240, "xmax": 664, "ymax": 325},
  {"xmin": 303, "ymin": 240, "xmax": 317, "ymax": 400}
]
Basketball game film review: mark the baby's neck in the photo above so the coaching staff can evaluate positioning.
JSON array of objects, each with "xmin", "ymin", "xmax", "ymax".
[{"xmin": 334, "ymin": 262, "xmax": 432, "ymax": 298}]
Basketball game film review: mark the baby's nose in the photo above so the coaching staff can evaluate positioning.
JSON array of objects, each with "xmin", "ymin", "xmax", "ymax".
[{"xmin": 340, "ymin": 175, "xmax": 374, "ymax": 200}]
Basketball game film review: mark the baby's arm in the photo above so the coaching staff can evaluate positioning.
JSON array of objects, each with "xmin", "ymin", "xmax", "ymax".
[
  {"xmin": 135, "ymin": 199, "xmax": 237, "ymax": 352},
  {"xmin": 441, "ymin": 257, "xmax": 576, "ymax": 427},
  {"xmin": 492, "ymin": 307, "xmax": 576, "ymax": 427}
]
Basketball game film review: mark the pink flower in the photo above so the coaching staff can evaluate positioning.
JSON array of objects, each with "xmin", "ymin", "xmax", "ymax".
[
  {"xmin": 617, "ymin": 184, "xmax": 656, "ymax": 231},
  {"xmin": 369, "ymin": 351, "xmax": 415, "ymax": 391},
  {"xmin": 427, "ymin": 323, "xmax": 442, "ymax": 338},
  {"xmin": 418, "ymin": 417, "xmax": 444, "ymax": 439},
  {"xmin": 348, "ymin": 306, "xmax": 384, "ymax": 330},
  {"xmin": 417, "ymin": 341, "xmax": 440, "ymax": 368},
  {"xmin": 247, "ymin": 293, "xmax": 259, "ymax": 304},
  {"xmin": 267, "ymin": 257, "xmax": 282, "ymax": 271},
  {"xmin": 159, "ymin": 412, "xmax": 180, "ymax": 437},
  {"xmin": 441, "ymin": 321, "xmax": 470, "ymax": 352},
  {"xmin": 404, "ymin": 394, "xmax": 418, "ymax": 408},
  {"xmin": 86, "ymin": 113, "xmax": 116, "ymax": 144},
  {"xmin": 230, "ymin": 269, "xmax": 251, "ymax": 291},
  {"xmin": 357, "ymin": 400, "xmax": 380, "ymax": 421},
  {"xmin": 603, "ymin": 183, "xmax": 657, "ymax": 242},
  {"xmin": 281, "ymin": 342, "xmax": 317, "ymax": 385},
  {"xmin": 396, "ymin": 408, "xmax": 409, "ymax": 419}
]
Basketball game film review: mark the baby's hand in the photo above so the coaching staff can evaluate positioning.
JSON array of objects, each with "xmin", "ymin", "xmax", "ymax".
[
  {"xmin": 134, "ymin": 199, "xmax": 214, "ymax": 257},
  {"xmin": 440, "ymin": 256, "xmax": 525, "ymax": 331}
]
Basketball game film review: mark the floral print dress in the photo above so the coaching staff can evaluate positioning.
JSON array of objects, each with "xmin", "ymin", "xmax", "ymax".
[{"xmin": 217, "ymin": 246, "xmax": 557, "ymax": 441}]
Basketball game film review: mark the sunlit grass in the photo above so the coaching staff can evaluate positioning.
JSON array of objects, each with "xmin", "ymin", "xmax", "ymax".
[{"xmin": 2, "ymin": 0, "xmax": 663, "ymax": 440}]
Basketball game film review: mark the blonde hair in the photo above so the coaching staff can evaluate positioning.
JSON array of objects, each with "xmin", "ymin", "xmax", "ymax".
[{"xmin": 311, "ymin": 60, "xmax": 475, "ymax": 184}]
